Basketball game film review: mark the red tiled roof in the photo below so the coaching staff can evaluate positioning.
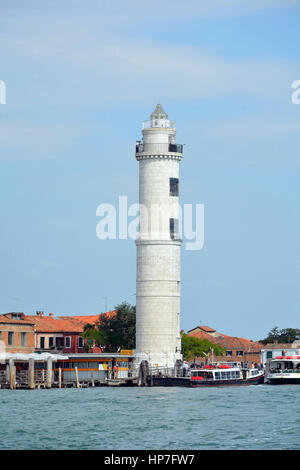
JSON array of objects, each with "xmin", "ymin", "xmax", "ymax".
[
  {"xmin": 187, "ymin": 326, "xmax": 216, "ymax": 334},
  {"xmin": 25, "ymin": 315, "xmax": 84, "ymax": 333},
  {"xmin": 58, "ymin": 310, "xmax": 116, "ymax": 327},
  {"xmin": 188, "ymin": 330, "xmax": 215, "ymax": 341},
  {"xmin": 214, "ymin": 335, "xmax": 263, "ymax": 351},
  {"xmin": 63, "ymin": 314, "xmax": 101, "ymax": 324},
  {"xmin": 187, "ymin": 326, "xmax": 263, "ymax": 351},
  {"xmin": 0, "ymin": 315, "xmax": 35, "ymax": 326},
  {"xmin": 199, "ymin": 326, "xmax": 216, "ymax": 333},
  {"xmin": 24, "ymin": 311, "xmax": 117, "ymax": 333}
]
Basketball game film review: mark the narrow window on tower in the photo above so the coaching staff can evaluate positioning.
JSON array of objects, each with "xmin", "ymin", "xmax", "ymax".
[
  {"xmin": 170, "ymin": 218, "xmax": 179, "ymax": 240},
  {"xmin": 169, "ymin": 177, "xmax": 179, "ymax": 197}
]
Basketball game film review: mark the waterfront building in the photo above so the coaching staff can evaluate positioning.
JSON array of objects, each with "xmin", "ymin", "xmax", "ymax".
[
  {"xmin": 187, "ymin": 325, "xmax": 263, "ymax": 364},
  {"xmin": 0, "ymin": 311, "xmax": 134, "ymax": 389},
  {"xmin": 1, "ymin": 310, "xmax": 117, "ymax": 356},
  {"xmin": 135, "ymin": 104, "xmax": 183, "ymax": 369},
  {"xmin": 0, "ymin": 313, "xmax": 35, "ymax": 354},
  {"xmin": 0, "ymin": 351, "xmax": 134, "ymax": 389},
  {"xmin": 53, "ymin": 352, "xmax": 134, "ymax": 383},
  {"xmin": 25, "ymin": 311, "xmax": 87, "ymax": 354},
  {"xmin": 260, "ymin": 342, "xmax": 300, "ymax": 364}
]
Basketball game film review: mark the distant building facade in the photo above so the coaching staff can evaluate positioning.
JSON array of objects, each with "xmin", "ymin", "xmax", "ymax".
[
  {"xmin": 25, "ymin": 311, "xmax": 92, "ymax": 354},
  {"xmin": 0, "ymin": 310, "xmax": 117, "ymax": 356},
  {"xmin": 187, "ymin": 326, "xmax": 263, "ymax": 364},
  {"xmin": 260, "ymin": 341, "xmax": 300, "ymax": 364},
  {"xmin": 0, "ymin": 313, "xmax": 35, "ymax": 354}
]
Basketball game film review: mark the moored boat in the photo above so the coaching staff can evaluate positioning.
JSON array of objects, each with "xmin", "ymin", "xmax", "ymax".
[
  {"xmin": 190, "ymin": 363, "xmax": 265, "ymax": 387},
  {"xmin": 267, "ymin": 355, "xmax": 300, "ymax": 385}
]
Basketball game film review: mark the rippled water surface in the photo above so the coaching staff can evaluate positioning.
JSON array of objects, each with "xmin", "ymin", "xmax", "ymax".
[{"xmin": 0, "ymin": 385, "xmax": 299, "ymax": 450}]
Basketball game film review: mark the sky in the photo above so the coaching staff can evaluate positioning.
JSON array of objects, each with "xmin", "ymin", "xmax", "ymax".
[{"xmin": 0, "ymin": 0, "xmax": 299, "ymax": 341}]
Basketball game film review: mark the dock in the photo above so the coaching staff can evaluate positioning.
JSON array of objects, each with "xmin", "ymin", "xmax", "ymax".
[{"xmin": 0, "ymin": 353, "xmax": 188, "ymax": 390}]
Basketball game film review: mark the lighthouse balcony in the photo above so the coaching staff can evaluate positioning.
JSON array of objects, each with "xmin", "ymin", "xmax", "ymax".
[
  {"xmin": 142, "ymin": 119, "xmax": 176, "ymax": 130},
  {"xmin": 135, "ymin": 143, "xmax": 183, "ymax": 154},
  {"xmin": 169, "ymin": 143, "xmax": 183, "ymax": 153}
]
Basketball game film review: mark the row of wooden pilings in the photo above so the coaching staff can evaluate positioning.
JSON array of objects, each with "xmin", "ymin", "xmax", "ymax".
[
  {"xmin": 7, "ymin": 357, "xmax": 54, "ymax": 390},
  {"xmin": 5, "ymin": 358, "xmax": 96, "ymax": 390}
]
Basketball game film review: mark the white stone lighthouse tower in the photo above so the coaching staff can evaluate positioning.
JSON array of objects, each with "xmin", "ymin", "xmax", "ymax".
[{"xmin": 135, "ymin": 104, "xmax": 183, "ymax": 369}]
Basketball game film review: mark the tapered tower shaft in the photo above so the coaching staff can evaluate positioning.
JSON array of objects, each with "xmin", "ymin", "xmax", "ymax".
[{"xmin": 135, "ymin": 104, "xmax": 183, "ymax": 369}]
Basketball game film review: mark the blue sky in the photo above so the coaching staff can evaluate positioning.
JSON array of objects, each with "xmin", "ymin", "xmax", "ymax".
[{"xmin": 0, "ymin": 0, "xmax": 299, "ymax": 340}]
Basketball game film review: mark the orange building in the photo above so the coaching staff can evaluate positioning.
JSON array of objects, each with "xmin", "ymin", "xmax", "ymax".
[
  {"xmin": 0, "ymin": 310, "xmax": 117, "ymax": 356},
  {"xmin": 0, "ymin": 313, "xmax": 35, "ymax": 354},
  {"xmin": 24, "ymin": 310, "xmax": 116, "ymax": 354}
]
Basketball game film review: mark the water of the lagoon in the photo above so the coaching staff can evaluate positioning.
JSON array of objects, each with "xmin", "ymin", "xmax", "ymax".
[{"xmin": 0, "ymin": 385, "xmax": 299, "ymax": 450}]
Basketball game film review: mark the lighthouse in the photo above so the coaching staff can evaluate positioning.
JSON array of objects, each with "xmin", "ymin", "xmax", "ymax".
[{"xmin": 135, "ymin": 104, "xmax": 183, "ymax": 370}]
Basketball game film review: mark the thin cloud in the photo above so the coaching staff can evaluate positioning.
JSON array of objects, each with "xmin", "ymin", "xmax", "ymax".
[{"xmin": 0, "ymin": 122, "xmax": 90, "ymax": 161}]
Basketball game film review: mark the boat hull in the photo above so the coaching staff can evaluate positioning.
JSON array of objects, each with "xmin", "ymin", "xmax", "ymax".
[
  {"xmin": 190, "ymin": 375, "xmax": 265, "ymax": 387},
  {"xmin": 149, "ymin": 373, "xmax": 265, "ymax": 387},
  {"xmin": 149, "ymin": 377, "xmax": 191, "ymax": 387},
  {"xmin": 268, "ymin": 378, "xmax": 300, "ymax": 385}
]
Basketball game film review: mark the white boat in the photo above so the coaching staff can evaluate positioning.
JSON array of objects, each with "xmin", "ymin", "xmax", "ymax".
[
  {"xmin": 267, "ymin": 355, "xmax": 300, "ymax": 385},
  {"xmin": 190, "ymin": 363, "xmax": 265, "ymax": 387}
]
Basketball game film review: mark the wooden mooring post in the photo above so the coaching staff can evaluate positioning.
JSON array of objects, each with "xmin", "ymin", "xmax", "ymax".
[
  {"xmin": 9, "ymin": 358, "xmax": 16, "ymax": 390},
  {"xmin": 46, "ymin": 357, "xmax": 53, "ymax": 389},
  {"xmin": 91, "ymin": 372, "xmax": 95, "ymax": 387},
  {"xmin": 6, "ymin": 364, "xmax": 9, "ymax": 383},
  {"xmin": 58, "ymin": 368, "xmax": 62, "ymax": 389},
  {"xmin": 28, "ymin": 358, "xmax": 35, "ymax": 390},
  {"xmin": 75, "ymin": 366, "xmax": 79, "ymax": 388}
]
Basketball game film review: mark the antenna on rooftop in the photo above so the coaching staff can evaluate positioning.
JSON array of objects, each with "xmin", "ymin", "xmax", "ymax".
[
  {"xmin": 101, "ymin": 296, "xmax": 108, "ymax": 312},
  {"xmin": 13, "ymin": 297, "xmax": 20, "ymax": 312}
]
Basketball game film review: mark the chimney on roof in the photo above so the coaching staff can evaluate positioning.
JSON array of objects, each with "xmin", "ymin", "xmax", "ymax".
[{"xmin": 36, "ymin": 310, "xmax": 44, "ymax": 316}]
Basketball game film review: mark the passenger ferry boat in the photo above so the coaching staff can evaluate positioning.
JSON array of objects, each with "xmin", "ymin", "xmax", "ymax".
[
  {"xmin": 267, "ymin": 355, "xmax": 300, "ymax": 385},
  {"xmin": 190, "ymin": 363, "xmax": 265, "ymax": 387}
]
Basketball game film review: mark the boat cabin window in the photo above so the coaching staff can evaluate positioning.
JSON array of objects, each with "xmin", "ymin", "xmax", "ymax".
[
  {"xmin": 270, "ymin": 361, "xmax": 294, "ymax": 372},
  {"xmin": 216, "ymin": 370, "xmax": 239, "ymax": 379},
  {"xmin": 191, "ymin": 371, "xmax": 213, "ymax": 380}
]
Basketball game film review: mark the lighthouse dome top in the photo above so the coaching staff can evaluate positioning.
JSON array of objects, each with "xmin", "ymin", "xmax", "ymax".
[
  {"xmin": 150, "ymin": 103, "xmax": 168, "ymax": 120},
  {"xmin": 143, "ymin": 103, "xmax": 176, "ymax": 130}
]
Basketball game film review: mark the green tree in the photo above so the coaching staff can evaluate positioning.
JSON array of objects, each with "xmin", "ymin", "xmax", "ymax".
[
  {"xmin": 82, "ymin": 301, "xmax": 136, "ymax": 352},
  {"xmin": 259, "ymin": 326, "xmax": 300, "ymax": 344},
  {"xmin": 279, "ymin": 328, "xmax": 300, "ymax": 343},
  {"xmin": 181, "ymin": 333, "xmax": 225, "ymax": 361}
]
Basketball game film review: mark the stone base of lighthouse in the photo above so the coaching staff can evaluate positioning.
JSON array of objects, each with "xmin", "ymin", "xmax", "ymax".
[
  {"xmin": 134, "ymin": 352, "xmax": 182, "ymax": 371},
  {"xmin": 134, "ymin": 239, "xmax": 182, "ymax": 371}
]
